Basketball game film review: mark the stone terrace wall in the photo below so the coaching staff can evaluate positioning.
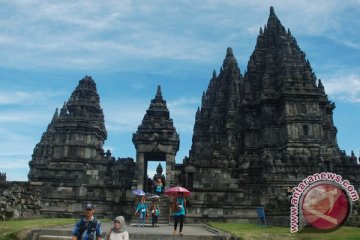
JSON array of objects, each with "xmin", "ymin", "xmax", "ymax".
[{"xmin": 0, "ymin": 181, "xmax": 41, "ymax": 220}]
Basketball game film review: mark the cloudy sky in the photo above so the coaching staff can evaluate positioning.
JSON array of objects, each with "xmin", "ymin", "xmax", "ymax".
[{"xmin": 1, "ymin": 0, "xmax": 359, "ymax": 181}]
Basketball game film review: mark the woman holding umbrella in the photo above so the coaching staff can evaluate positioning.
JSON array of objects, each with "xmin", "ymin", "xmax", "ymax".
[
  {"xmin": 132, "ymin": 189, "xmax": 144, "ymax": 215},
  {"xmin": 173, "ymin": 192, "xmax": 186, "ymax": 235},
  {"xmin": 134, "ymin": 196, "xmax": 148, "ymax": 228},
  {"xmin": 165, "ymin": 186, "xmax": 190, "ymax": 236}
]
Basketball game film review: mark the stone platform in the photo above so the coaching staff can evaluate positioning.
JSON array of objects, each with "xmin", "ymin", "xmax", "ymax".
[{"xmin": 26, "ymin": 222, "xmax": 227, "ymax": 240}]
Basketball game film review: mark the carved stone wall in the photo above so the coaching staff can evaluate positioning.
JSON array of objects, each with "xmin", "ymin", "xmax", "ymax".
[
  {"xmin": 184, "ymin": 7, "xmax": 360, "ymax": 223},
  {"xmin": 0, "ymin": 181, "xmax": 41, "ymax": 220}
]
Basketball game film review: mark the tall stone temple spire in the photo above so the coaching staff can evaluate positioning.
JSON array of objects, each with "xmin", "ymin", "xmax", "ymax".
[
  {"xmin": 184, "ymin": 6, "xmax": 359, "ymax": 219},
  {"xmin": 242, "ymin": 6, "xmax": 338, "ymax": 154},
  {"xmin": 187, "ymin": 47, "xmax": 242, "ymax": 190},
  {"xmin": 27, "ymin": 76, "xmax": 136, "ymax": 218},
  {"xmin": 190, "ymin": 47, "xmax": 241, "ymax": 165},
  {"xmin": 28, "ymin": 76, "xmax": 108, "ymax": 185}
]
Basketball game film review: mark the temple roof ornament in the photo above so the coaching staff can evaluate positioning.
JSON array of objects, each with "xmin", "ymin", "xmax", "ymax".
[{"xmin": 133, "ymin": 85, "xmax": 179, "ymax": 152}]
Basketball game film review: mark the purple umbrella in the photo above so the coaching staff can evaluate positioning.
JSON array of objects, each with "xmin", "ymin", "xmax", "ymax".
[{"xmin": 132, "ymin": 189, "xmax": 145, "ymax": 196}]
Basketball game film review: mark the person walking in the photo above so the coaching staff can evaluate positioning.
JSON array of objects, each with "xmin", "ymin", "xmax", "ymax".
[
  {"xmin": 106, "ymin": 216, "xmax": 129, "ymax": 240},
  {"xmin": 150, "ymin": 200, "xmax": 160, "ymax": 227},
  {"xmin": 134, "ymin": 196, "xmax": 148, "ymax": 227},
  {"xmin": 155, "ymin": 178, "xmax": 163, "ymax": 194},
  {"xmin": 71, "ymin": 203, "xmax": 102, "ymax": 240},
  {"xmin": 172, "ymin": 192, "xmax": 186, "ymax": 236}
]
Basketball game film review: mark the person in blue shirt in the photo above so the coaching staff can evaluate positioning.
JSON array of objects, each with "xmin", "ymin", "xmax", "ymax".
[
  {"xmin": 134, "ymin": 196, "xmax": 148, "ymax": 227},
  {"xmin": 155, "ymin": 178, "xmax": 163, "ymax": 194},
  {"xmin": 172, "ymin": 192, "xmax": 186, "ymax": 236},
  {"xmin": 72, "ymin": 203, "xmax": 102, "ymax": 240}
]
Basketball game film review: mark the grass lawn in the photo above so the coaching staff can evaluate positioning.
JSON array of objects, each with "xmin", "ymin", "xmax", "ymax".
[
  {"xmin": 209, "ymin": 222, "xmax": 360, "ymax": 240},
  {"xmin": 0, "ymin": 218, "xmax": 76, "ymax": 240}
]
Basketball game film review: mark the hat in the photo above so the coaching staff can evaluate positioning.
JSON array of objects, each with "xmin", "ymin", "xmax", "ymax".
[{"xmin": 85, "ymin": 203, "xmax": 95, "ymax": 210}]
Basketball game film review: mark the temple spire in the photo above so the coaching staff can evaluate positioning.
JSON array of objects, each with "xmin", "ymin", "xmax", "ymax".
[
  {"xmin": 226, "ymin": 47, "xmax": 234, "ymax": 57},
  {"xmin": 265, "ymin": 6, "xmax": 286, "ymax": 36},
  {"xmin": 270, "ymin": 6, "xmax": 275, "ymax": 16},
  {"xmin": 222, "ymin": 47, "xmax": 241, "ymax": 75},
  {"xmin": 195, "ymin": 107, "xmax": 201, "ymax": 120},
  {"xmin": 28, "ymin": 76, "xmax": 108, "ymax": 184},
  {"xmin": 51, "ymin": 108, "xmax": 58, "ymax": 123},
  {"xmin": 213, "ymin": 69, "xmax": 217, "ymax": 78},
  {"xmin": 155, "ymin": 85, "xmax": 163, "ymax": 101}
]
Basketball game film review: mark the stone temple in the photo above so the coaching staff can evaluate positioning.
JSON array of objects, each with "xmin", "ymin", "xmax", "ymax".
[{"xmin": 1, "ymin": 7, "xmax": 359, "ymax": 225}]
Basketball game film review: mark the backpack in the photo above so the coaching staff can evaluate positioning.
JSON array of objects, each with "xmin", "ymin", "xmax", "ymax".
[{"xmin": 77, "ymin": 218, "xmax": 99, "ymax": 240}]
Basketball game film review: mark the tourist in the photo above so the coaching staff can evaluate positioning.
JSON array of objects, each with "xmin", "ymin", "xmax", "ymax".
[
  {"xmin": 155, "ymin": 178, "xmax": 163, "ymax": 194},
  {"xmin": 172, "ymin": 192, "xmax": 186, "ymax": 236},
  {"xmin": 150, "ymin": 199, "xmax": 160, "ymax": 227},
  {"xmin": 133, "ymin": 197, "xmax": 139, "ymax": 213},
  {"xmin": 106, "ymin": 216, "xmax": 129, "ymax": 240},
  {"xmin": 71, "ymin": 203, "xmax": 102, "ymax": 240},
  {"xmin": 134, "ymin": 196, "xmax": 148, "ymax": 227}
]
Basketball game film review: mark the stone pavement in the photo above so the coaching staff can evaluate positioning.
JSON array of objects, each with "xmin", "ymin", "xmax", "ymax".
[{"xmin": 26, "ymin": 222, "xmax": 228, "ymax": 240}]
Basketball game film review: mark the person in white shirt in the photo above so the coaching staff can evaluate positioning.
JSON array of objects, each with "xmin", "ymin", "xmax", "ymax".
[{"xmin": 106, "ymin": 216, "xmax": 129, "ymax": 240}]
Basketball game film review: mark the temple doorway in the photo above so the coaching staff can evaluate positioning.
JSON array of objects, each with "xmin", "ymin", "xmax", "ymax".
[{"xmin": 145, "ymin": 161, "xmax": 166, "ymax": 194}]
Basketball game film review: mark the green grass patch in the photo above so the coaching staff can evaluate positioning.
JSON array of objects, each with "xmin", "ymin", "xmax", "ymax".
[
  {"xmin": 208, "ymin": 222, "xmax": 360, "ymax": 240},
  {"xmin": 0, "ymin": 218, "xmax": 76, "ymax": 240}
]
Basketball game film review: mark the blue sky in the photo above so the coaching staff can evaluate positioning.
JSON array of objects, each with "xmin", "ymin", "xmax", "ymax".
[{"xmin": 0, "ymin": 0, "xmax": 359, "ymax": 181}]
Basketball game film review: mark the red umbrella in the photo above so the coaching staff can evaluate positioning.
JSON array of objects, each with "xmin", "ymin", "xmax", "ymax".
[{"xmin": 164, "ymin": 186, "xmax": 191, "ymax": 197}]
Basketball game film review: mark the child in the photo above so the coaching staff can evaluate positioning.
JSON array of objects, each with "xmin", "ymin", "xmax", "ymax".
[{"xmin": 150, "ymin": 200, "xmax": 160, "ymax": 227}]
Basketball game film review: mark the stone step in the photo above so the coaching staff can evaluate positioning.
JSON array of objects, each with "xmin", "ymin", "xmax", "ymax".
[
  {"xmin": 130, "ymin": 219, "xmax": 171, "ymax": 225},
  {"xmin": 39, "ymin": 236, "xmax": 71, "ymax": 240},
  {"xmin": 38, "ymin": 234, "xmax": 222, "ymax": 240},
  {"xmin": 28, "ymin": 224, "xmax": 224, "ymax": 240}
]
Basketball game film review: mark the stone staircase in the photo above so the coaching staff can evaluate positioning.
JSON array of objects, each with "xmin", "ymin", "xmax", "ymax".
[{"xmin": 130, "ymin": 195, "xmax": 171, "ymax": 226}]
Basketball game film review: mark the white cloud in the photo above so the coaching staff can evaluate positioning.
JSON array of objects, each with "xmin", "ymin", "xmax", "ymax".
[
  {"xmin": 168, "ymin": 97, "xmax": 199, "ymax": 107},
  {"xmin": 339, "ymin": 40, "xmax": 360, "ymax": 51},
  {"xmin": 0, "ymin": 112, "xmax": 49, "ymax": 123},
  {"xmin": 0, "ymin": 1, "xmax": 224, "ymax": 70},
  {"xmin": 167, "ymin": 97, "xmax": 199, "ymax": 132},
  {"xmin": 103, "ymin": 101, "xmax": 148, "ymax": 133},
  {"xmin": 0, "ymin": 126, "xmax": 39, "ymax": 153},
  {"xmin": 2, "ymin": 0, "xmax": 357, "ymax": 70},
  {"xmin": 0, "ymin": 90, "xmax": 64, "ymax": 105},
  {"xmin": 0, "ymin": 158, "xmax": 29, "ymax": 170},
  {"xmin": 0, "ymin": 88, "xmax": 66, "ymax": 136},
  {"xmin": 322, "ymin": 74, "xmax": 360, "ymax": 103},
  {"xmin": 103, "ymin": 95, "xmax": 198, "ymax": 133}
]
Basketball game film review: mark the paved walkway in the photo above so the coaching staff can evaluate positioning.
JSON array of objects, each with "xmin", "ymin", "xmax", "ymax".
[
  {"xmin": 114, "ymin": 223, "xmax": 221, "ymax": 237},
  {"xmin": 28, "ymin": 222, "xmax": 227, "ymax": 240}
]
